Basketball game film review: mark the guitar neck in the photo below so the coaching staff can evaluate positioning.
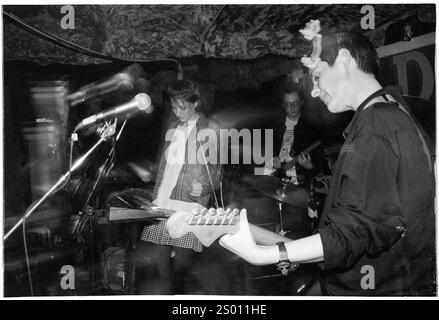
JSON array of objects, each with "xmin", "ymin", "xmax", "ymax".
[
  {"xmin": 284, "ymin": 140, "xmax": 321, "ymax": 170},
  {"xmin": 165, "ymin": 207, "xmax": 294, "ymax": 247},
  {"xmin": 155, "ymin": 207, "xmax": 176, "ymax": 216}
]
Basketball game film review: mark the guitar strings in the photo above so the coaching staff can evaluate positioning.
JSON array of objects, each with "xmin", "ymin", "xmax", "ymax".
[
  {"xmin": 197, "ymin": 141, "xmax": 220, "ymax": 209},
  {"xmin": 220, "ymin": 181, "xmax": 225, "ymax": 211}
]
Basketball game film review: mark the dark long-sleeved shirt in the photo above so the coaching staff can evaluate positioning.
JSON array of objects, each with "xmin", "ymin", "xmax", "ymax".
[{"xmin": 317, "ymin": 87, "xmax": 435, "ymax": 296}]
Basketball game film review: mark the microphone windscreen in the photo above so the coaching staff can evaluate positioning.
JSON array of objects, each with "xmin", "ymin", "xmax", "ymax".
[
  {"xmin": 115, "ymin": 73, "xmax": 135, "ymax": 91},
  {"xmin": 135, "ymin": 93, "xmax": 152, "ymax": 112}
]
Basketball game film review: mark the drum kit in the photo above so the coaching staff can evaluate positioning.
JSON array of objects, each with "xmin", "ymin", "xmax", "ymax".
[
  {"xmin": 94, "ymin": 174, "xmax": 316, "ymax": 295},
  {"xmin": 242, "ymin": 175, "xmax": 310, "ymax": 236},
  {"xmin": 241, "ymin": 174, "xmax": 322, "ymax": 295}
]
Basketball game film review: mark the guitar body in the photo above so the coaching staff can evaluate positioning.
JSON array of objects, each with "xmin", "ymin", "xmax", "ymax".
[
  {"xmin": 273, "ymin": 161, "xmax": 302, "ymax": 182},
  {"xmin": 272, "ymin": 164, "xmax": 288, "ymax": 180}
]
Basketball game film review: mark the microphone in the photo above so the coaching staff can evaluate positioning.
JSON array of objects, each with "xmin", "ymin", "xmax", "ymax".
[
  {"xmin": 75, "ymin": 93, "xmax": 152, "ymax": 130},
  {"xmin": 68, "ymin": 72, "xmax": 135, "ymax": 107}
]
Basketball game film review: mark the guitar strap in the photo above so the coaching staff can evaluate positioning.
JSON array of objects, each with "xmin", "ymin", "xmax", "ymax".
[
  {"xmin": 197, "ymin": 139, "xmax": 221, "ymax": 208},
  {"xmin": 360, "ymin": 86, "xmax": 435, "ymax": 284},
  {"xmin": 359, "ymin": 86, "xmax": 433, "ymax": 172}
]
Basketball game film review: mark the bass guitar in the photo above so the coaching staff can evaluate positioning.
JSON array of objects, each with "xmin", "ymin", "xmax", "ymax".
[{"xmin": 275, "ymin": 140, "xmax": 322, "ymax": 180}]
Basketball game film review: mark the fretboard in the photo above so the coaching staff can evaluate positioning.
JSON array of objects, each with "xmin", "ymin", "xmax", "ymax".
[{"xmin": 284, "ymin": 140, "xmax": 322, "ymax": 170}]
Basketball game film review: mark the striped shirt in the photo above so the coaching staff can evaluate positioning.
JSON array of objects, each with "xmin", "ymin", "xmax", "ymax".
[{"xmin": 279, "ymin": 117, "xmax": 298, "ymax": 182}]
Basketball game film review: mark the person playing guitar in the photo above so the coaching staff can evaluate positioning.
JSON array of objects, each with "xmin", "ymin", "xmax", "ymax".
[
  {"xmin": 268, "ymin": 82, "xmax": 328, "ymax": 187},
  {"xmin": 219, "ymin": 22, "xmax": 435, "ymax": 296},
  {"xmin": 263, "ymin": 82, "xmax": 329, "ymax": 238},
  {"xmin": 138, "ymin": 79, "xmax": 222, "ymax": 294}
]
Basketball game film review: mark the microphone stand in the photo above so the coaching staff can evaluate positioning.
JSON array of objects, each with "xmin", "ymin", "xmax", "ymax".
[
  {"xmin": 70, "ymin": 120, "xmax": 124, "ymax": 293},
  {"xmin": 4, "ymin": 126, "xmax": 114, "ymax": 241}
]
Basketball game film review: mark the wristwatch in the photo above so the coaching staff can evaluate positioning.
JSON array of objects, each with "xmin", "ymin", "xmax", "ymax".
[{"xmin": 276, "ymin": 242, "xmax": 292, "ymax": 276}]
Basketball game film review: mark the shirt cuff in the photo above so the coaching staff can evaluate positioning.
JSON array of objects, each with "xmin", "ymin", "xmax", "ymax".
[{"xmin": 316, "ymin": 227, "xmax": 341, "ymax": 270}]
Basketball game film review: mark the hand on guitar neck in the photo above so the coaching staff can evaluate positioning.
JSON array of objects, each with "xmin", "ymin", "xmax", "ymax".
[
  {"xmin": 166, "ymin": 207, "xmax": 291, "ymax": 246},
  {"xmin": 285, "ymin": 140, "xmax": 322, "ymax": 171},
  {"xmin": 166, "ymin": 207, "xmax": 324, "ymax": 266},
  {"xmin": 165, "ymin": 207, "xmax": 292, "ymax": 261},
  {"xmin": 274, "ymin": 140, "xmax": 322, "ymax": 181}
]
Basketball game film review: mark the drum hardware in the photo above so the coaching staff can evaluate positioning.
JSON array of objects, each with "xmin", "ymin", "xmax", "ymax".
[
  {"xmin": 243, "ymin": 175, "xmax": 309, "ymax": 208},
  {"xmin": 243, "ymin": 175, "xmax": 310, "ymax": 236}
]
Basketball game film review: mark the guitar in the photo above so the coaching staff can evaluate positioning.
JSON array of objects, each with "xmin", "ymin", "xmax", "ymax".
[
  {"xmin": 106, "ymin": 196, "xmax": 204, "ymax": 223},
  {"xmin": 282, "ymin": 140, "xmax": 322, "ymax": 172},
  {"xmin": 275, "ymin": 140, "xmax": 322, "ymax": 180},
  {"xmin": 165, "ymin": 207, "xmax": 291, "ymax": 247},
  {"xmin": 166, "ymin": 207, "xmax": 300, "ymax": 274}
]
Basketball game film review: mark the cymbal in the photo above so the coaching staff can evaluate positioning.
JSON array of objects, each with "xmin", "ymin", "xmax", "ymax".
[{"xmin": 243, "ymin": 175, "xmax": 309, "ymax": 208}]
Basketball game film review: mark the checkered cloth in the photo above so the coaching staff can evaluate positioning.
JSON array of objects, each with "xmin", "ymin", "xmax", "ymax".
[{"xmin": 140, "ymin": 220, "xmax": 203, "ymax": 252}]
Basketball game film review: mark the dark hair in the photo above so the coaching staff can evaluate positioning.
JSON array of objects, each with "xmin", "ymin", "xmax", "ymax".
[
  {"xmin": 168, "ymin": 80, "xmax": 199, "ymax": 104},
  {"xmin": 280, "ymin": 82, "xmax": 304, "ymax": 101},
  {"xmin": 320, "ymin": 31, "xmax": 379, "ymax": 78}
]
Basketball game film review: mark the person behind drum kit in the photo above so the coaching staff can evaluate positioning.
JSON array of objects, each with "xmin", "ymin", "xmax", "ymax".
[
  {"xmin": 138, "ymin": 79, "xmax": 222, "ymax": 294},
  {"xmin": 269, "ymin": 82, "xmax": 328, "ymax": 237},
  {"xmin": 271, "ymin": 82, "xmax": 326, "ymax": 186},
  {"xmin": 219, "ymin": 25, "xmax": 435, "ymax": 296}
]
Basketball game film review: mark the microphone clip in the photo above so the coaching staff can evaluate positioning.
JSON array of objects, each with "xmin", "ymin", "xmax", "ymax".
[{"xmin": 96, "ymin": 120, "xmax": 117, "ymax": 141}]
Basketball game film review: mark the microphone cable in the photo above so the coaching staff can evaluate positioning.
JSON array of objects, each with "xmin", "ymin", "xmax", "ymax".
[
  {"xmin": 3, "ymin": 10, "xmax": 184, "ymax": 77},
  {"xmin": 197, "ymin": 141, "xmax": 221, "ymax": 209},
  {"xmin": 22, "ymin": 199, "xmax": 39, "ymax": 296}
]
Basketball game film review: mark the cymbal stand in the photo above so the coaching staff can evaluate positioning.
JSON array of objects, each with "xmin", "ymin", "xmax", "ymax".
[{"xmin": 277, "ymin": 182, "xmax": 290, "ymax": 237}]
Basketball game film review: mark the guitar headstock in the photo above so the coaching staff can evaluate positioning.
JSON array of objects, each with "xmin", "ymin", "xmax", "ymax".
[{"xmin": 166, "ymin": 208, "xmax": 240, "ymax": 247}]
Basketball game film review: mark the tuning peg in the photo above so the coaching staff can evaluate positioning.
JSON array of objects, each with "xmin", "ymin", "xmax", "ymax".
[
  {"xmin": 203, "ymin": 208, "xmax": 214, "ymax": 225},
  {"xmin": 187, "ymin": 215, "xmax": 195, "ymax": 225},
  {"xmin": 211, "ymin": 208, "xmax": 222, "ymax": 225},
  {"xmin": 196, "ymin": 214, "xmax": 204, "ymax": 225},
  {"xmin": 222, "ymin": 208, "xmax": 234, "ymax": 225},
  {"xmin": 188, "ymin": 208, "xmax": 202, "ymax": 224},
  {"xmin": 193, "ymin": 208, "xmax": 206, "ymax": 225},
  {"xmin": 229, "ymin": 208, "xmax": 240, "ymax": 224}
]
